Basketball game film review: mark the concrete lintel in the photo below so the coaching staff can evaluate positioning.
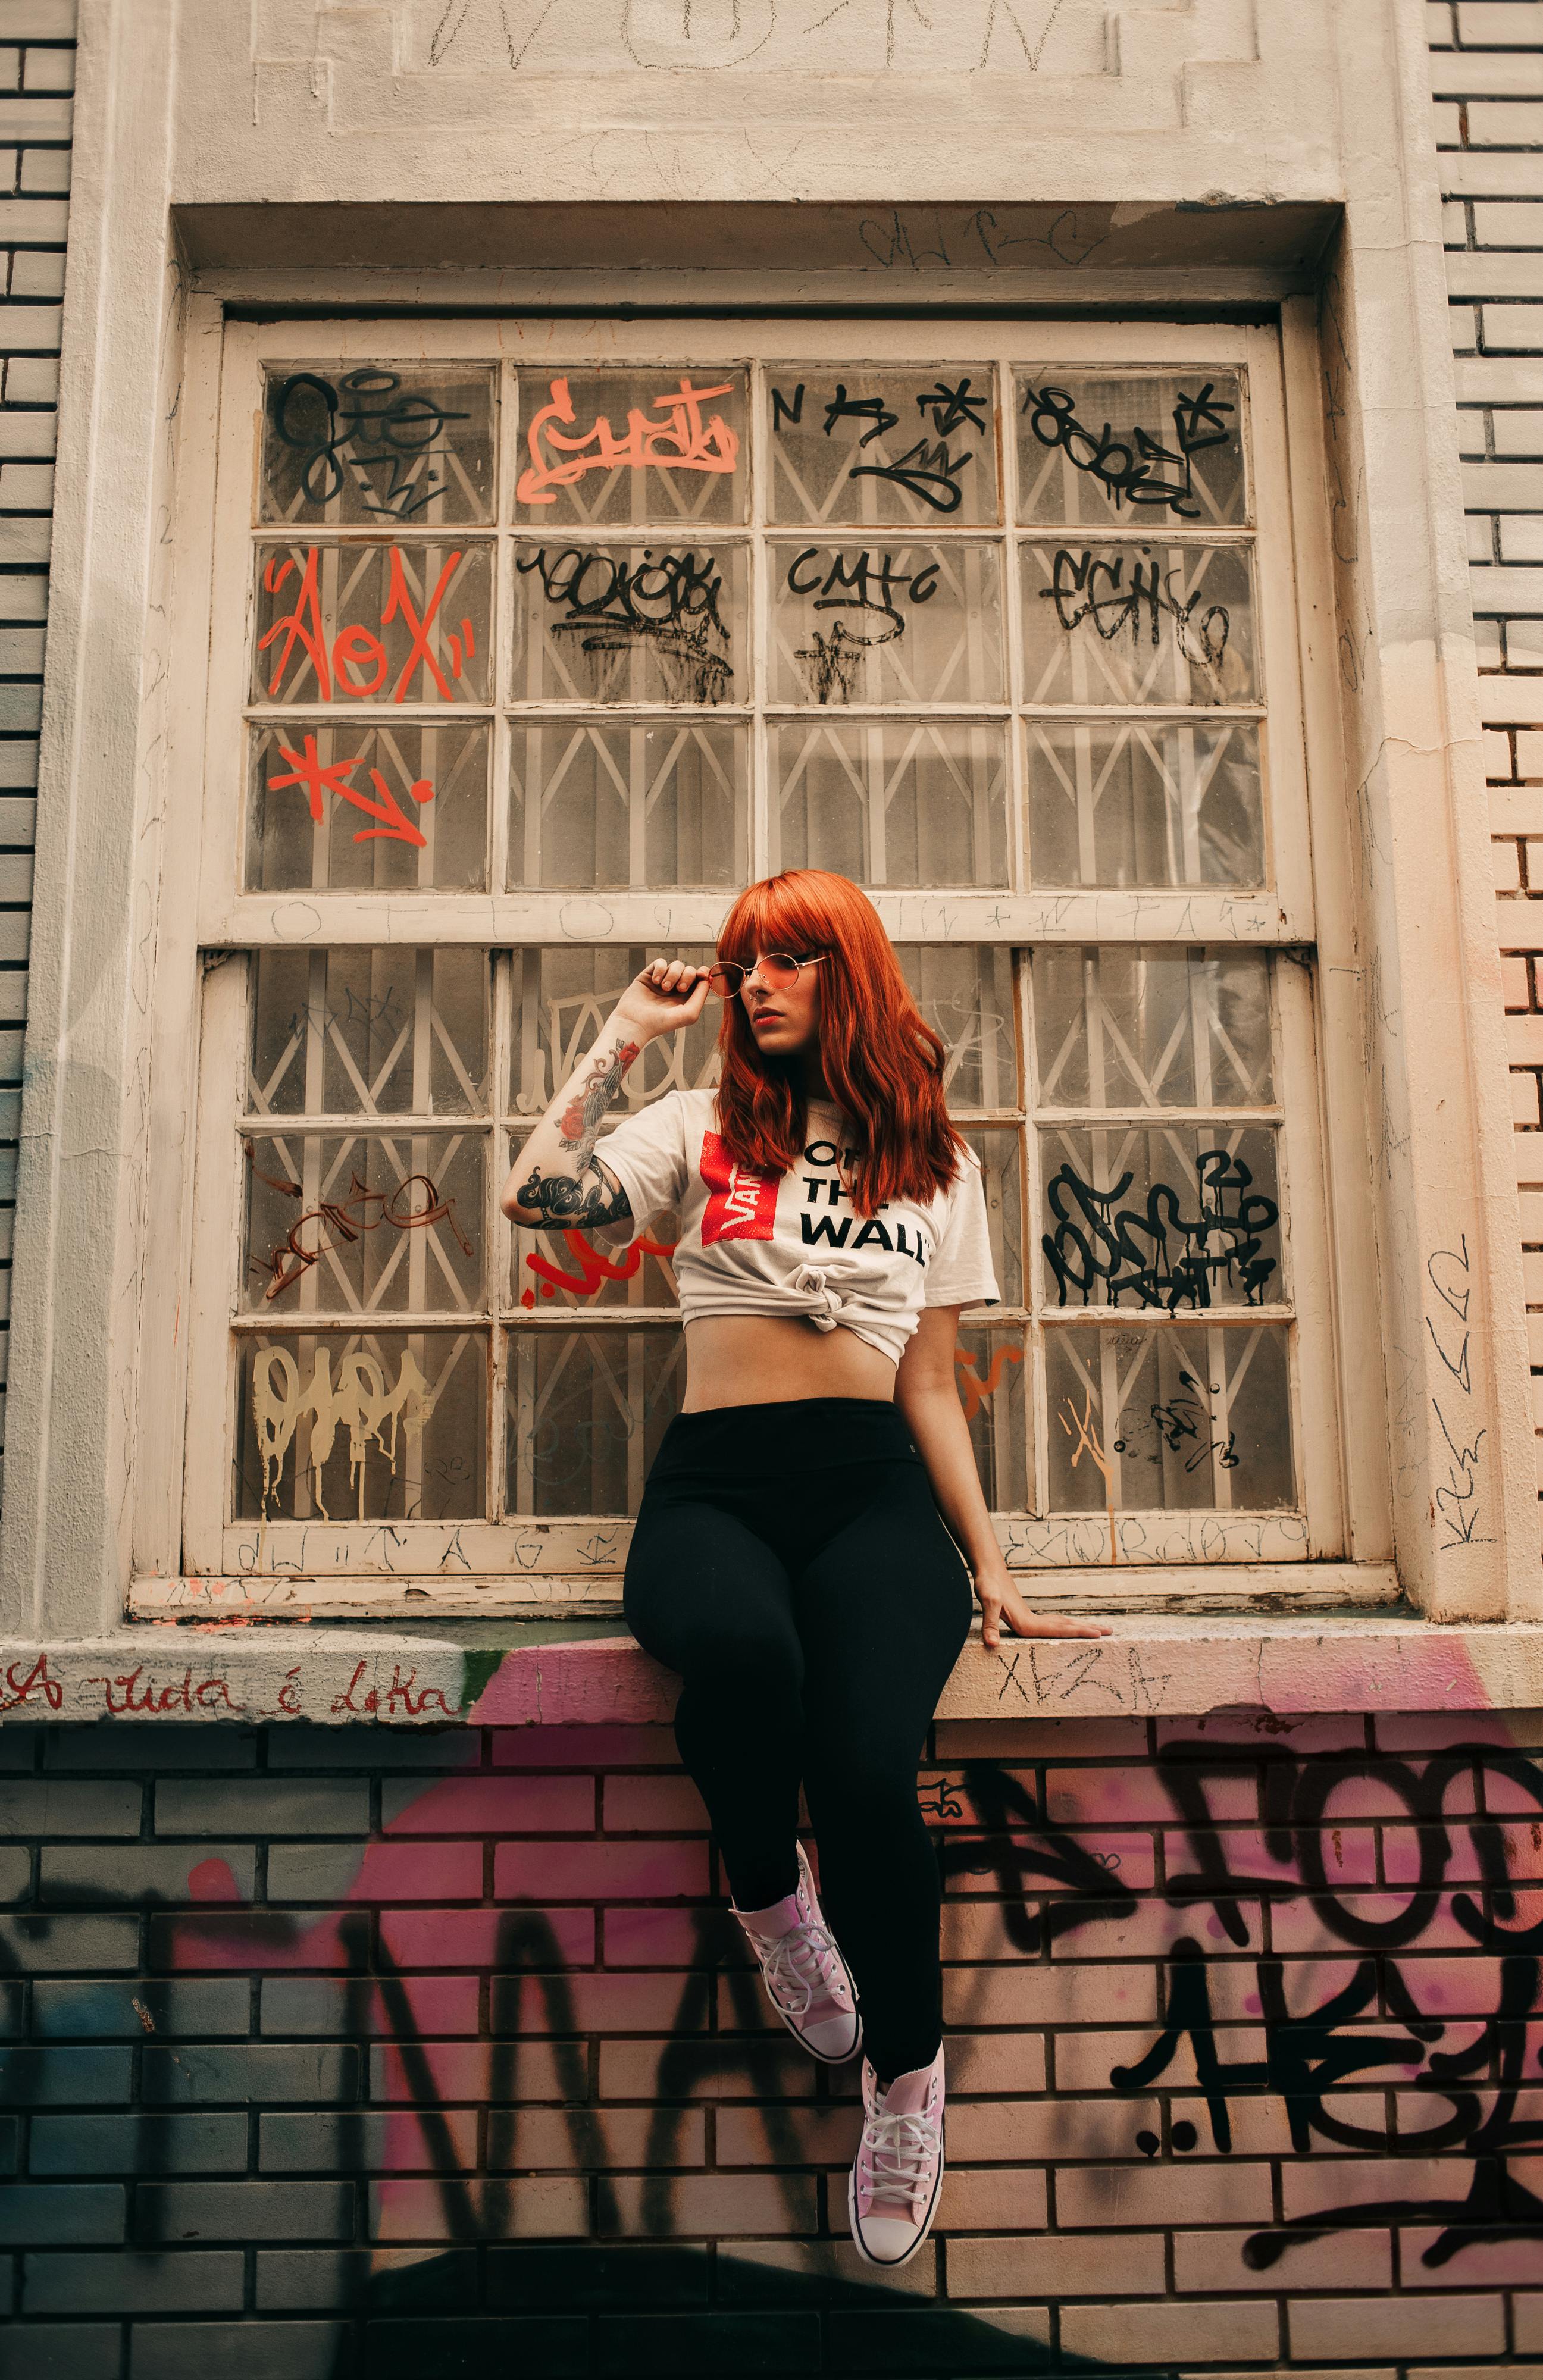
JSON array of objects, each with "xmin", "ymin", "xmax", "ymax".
[
  {"xmin": 2, "ymin": 1615, "xmax": 1542, "ymax": 1730},
  {"xmin": 171, "ymin": 198, "xmax": 1343, "ymax": 282}
]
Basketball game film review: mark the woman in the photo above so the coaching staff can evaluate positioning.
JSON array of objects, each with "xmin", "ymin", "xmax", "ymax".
[{"xmin": 501, "ymin": 870, "xmax": 1109, "ymax": 2268}]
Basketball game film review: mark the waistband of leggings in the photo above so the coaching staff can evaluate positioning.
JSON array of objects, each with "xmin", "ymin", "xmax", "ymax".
[{"xmin": 650, "ymin": 1397, "xmax": 921, "ymax": 1477}]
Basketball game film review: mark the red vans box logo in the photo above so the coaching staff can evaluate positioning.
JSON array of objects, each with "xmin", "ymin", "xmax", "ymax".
[{"xmin": 699, "ymin": 1132, "xmax": 780, "ymax": 1244}]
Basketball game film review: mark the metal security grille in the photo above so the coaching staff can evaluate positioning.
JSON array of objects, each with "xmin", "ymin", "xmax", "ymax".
[{"xmin": 166, "ymin": 319, "xmax": 1347, "ymax": 1613}]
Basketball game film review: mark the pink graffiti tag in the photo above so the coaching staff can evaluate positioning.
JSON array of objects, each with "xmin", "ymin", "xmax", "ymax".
[{"xmin": 517, "ymin": 374, "xmax": 740, "ymax": 507}]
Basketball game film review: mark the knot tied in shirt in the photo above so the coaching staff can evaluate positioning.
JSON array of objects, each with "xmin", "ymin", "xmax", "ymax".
[{"xmin": 787, "ymin": 1263, "xmax": 849, "ymax": 1333}]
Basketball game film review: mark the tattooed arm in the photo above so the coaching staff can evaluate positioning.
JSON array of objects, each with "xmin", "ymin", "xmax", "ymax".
[{"xmin": 498, "ymin": 958, "xmax": 713, "ymax": 1230}]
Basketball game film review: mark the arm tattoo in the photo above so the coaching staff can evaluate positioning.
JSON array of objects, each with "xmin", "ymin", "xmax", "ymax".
[
  {"xmin": 515, "ymin": 1158, "xmax": 633, "ymax": 1230},
  {"xmin": 557, "ymin": 1036, "xmax": 640, "ymax": 1155}
]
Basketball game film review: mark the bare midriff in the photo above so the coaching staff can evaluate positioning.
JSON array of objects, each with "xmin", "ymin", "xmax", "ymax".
[{"xmin": 681, "ymin": 1315, "xmax": 896, "ymax": 1411}]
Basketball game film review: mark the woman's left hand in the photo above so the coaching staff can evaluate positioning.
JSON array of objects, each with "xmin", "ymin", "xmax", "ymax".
[{"xmin": 974, "ymin": 1561, "xmax": 1113, "ymax": 1648}]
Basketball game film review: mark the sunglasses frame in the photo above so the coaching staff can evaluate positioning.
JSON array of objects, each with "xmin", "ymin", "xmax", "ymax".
[{"xmin": 705, "ymin": 951, "xmax": 828, "ymax": 1000}]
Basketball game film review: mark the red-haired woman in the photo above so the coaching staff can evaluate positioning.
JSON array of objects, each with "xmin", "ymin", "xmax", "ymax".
[{"xmin": 500, "ymin": 871, "xmax": 1108, "ymax": 2267}]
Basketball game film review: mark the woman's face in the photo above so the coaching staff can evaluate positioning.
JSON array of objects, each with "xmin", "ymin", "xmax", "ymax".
[{"xmin": 741, "ymin": 949, "xmax": 823, "ymax": 1063}]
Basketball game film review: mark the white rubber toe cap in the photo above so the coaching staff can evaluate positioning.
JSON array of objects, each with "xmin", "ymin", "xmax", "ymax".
[
  {"xmin": 850, "ymin": 2210, "xmax": 927, "ymax": 2267},
  {"xmin": 801, "ymin": 2011, "xmax": 862, "ymax": 2062}
]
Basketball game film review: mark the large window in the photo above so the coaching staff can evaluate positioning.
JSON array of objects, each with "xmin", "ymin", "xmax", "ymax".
[{"xmin": 165, "ymin": 320, "xmax": 1347, "ymax": 1613}]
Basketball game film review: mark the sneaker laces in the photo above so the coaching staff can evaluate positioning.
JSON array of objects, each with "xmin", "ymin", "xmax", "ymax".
[
  {"xmin": 753, "ymin": 1918, "xmax": 843, "ymax": 2018},
  {"xmin": 860, "ymin": 2106, "xmax": 939, "ymax": 2213}
]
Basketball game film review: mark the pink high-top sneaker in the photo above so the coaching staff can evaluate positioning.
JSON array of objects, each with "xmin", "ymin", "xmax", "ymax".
[
  {"xmin": 847, "ymin": 2047, "xmax": 946, "ymax": 2268},
  {"xmin": 733, "ymin": 1843, "xmax": 862, "ymax": 2065}
]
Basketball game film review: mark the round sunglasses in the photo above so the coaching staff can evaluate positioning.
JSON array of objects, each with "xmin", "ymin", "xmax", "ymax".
[{"xmin": 704, "ymin": 951, "xmax": 827, "ymax": 1000}]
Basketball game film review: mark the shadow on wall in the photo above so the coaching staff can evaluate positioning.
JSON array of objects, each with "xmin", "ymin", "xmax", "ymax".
[{"xmin": 5, "ymin": 1725, "xmax": 1543, "ymax": 2372}]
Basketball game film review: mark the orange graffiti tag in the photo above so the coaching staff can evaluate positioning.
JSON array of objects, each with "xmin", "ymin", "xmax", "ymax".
[
  {"xmin": 266, "ymin": 732, "xmax": 433, "ymax": 849},
  {"xmin": 258, "ymin": 544, "xmax": 470, "ymax": 704},
  {"xmin": 521, "ymin": 1227, "xmax": 677, "ymax": 1306},
  {"xmin": 1058, "ymin": 1389, "xmax": 1119, "ymax": 1566},
  {"xmin": 517, "ymin": 374, "xmax": 740, "ymax": 508},
  {"xmin": 248, "ymin": 1160, "xmax": 474, "ymax": 1303},
  {"xmin": 954, "ymin": 1342, "xmax": 1024, "ymax": 1423}
]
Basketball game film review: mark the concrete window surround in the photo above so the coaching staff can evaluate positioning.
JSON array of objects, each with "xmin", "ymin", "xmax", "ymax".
[{"xmin": 0, "ymin": 0, "xmax": 1540, "ymax": 1721}]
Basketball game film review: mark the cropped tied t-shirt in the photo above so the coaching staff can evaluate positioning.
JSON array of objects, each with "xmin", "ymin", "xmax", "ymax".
[{"xmin": 598, "ymin": 1089, "xmax": 999, "ymax": 1366}]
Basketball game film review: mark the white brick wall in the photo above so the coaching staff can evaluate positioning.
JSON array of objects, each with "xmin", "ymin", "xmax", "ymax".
[
  {"xmin": 1434, "ymin": 0, "xmax": 1543, "ymax": 1518},
  {"xmin": 0, "ymin": 0, "xmax": 72, "ymax": 1466}
]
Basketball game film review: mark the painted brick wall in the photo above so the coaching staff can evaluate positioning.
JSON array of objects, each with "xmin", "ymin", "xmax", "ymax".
[
  {"xmin": 1432, "ymin": 0, "xmax": 1543, "ymax": 1532},
  {"xmin": 0, "ymin": 0, "xmax": 72, "ymax": 1489},
  {"xmin": 0, "ymin": 1709, "xmax": 1540, "ymax": 2375}
]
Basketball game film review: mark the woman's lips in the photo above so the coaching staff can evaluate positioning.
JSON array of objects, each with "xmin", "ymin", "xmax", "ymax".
[{"xmin": 751, "ymin": 1009, "xmax": 784, "ymax": 1027}]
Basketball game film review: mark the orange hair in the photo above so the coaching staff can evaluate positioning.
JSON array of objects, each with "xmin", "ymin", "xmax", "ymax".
[{"xmin": 713, "ymin": 870, "xmax": 965, "ymax": 1216}]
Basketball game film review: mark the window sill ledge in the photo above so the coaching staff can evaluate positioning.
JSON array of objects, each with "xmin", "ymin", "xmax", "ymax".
[{"xmin": 3, "ymin": 1601, "xmax": 1543, "ymax": 1726}]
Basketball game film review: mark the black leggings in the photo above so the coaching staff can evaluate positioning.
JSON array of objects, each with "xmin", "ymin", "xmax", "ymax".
[{"xmin": 624, "ymin": 1398, "xmax": 974, "ymax": 2084}]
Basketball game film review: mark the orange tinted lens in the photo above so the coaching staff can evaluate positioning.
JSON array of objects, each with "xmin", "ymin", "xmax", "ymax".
[
  {"xmin": 706, "ymin": 963, "xmax": 743, "ymax": 997},
  {"xmin": 760, "ymin": 954, "xmax": 802, "ymax": 988}
]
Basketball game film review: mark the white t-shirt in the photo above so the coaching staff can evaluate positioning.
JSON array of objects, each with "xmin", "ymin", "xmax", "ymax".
[{"xmin": 598, "ymin": 1088, "xmax": 999, "ymax": 1366}]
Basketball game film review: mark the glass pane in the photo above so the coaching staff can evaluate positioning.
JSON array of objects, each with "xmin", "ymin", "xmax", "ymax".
[
  {"xmin": 1016, "ymin": 372, "xmax": 1246, "ymax": 529},
  {"xmin": 956, "ymin": 1323, "xmax": 1029, "ymax": 1511},
  {"xmin": 508, "ymin": 1327, "xmax": 686, "ymax": 1517},
  {"xmin": 897, "ymin": 945, "xmax": 1018, "ymax": 1113},
  {"xmin": 1038, "ymin": 1123, "xmax": 1282, "ymax": 1311},
  {"xmin": 959, "ymin": 1126, "xmax": 1024, "ymax": 1310},
  {"xmin": 246, "ymin": 720, "xmax": 489, "ymax": 893},
  {"xmin": 250, "ymin": 948, "xmax": 490, "ymax": 1119},
  {"xmin": 1046, "ymin": 1325, "xmax": 1294, "ymax": 1511},
  {"xmin": 1021, "ymin": 540, "xmax": 1255, "ymax": 708},
  {"xmin": 243, "ymin": 1131, "xmax": 486, "ymax": 1316},
  {"xmin": 508, "ymin": 720, "xmax": 747, "ymax": 891},
  {"xmin": 1034, "ymin": 948, "xmax": 1274, "ymax": 1109},
  {"xmin": 252, "ymin": 540, "xmax": 493, "ymax": 707},
  {"xmin": 234, "ymin": 1329, "xmax": 486, "ymax": 1523},
  {"xmin": 261, "ymin": 366, "xmax": 496, "ymax": 528},
  {"xmin": 514, "ymin": 368, "xmax": 747, "ymax": 526},
  {"xmin": 1026, "ymin": 717, "xmax": 1265, "ymax": 890},
  {"xmin": 768, "ymin": 367, "xmax": 1000, "ymax": 528},
  {"xmin": 509, "ymin": 946, "xmax": 719, "ymax": 1119},
  {"xmin": 511, "ymin": 541, "xmax": 748, "ymax": 707},
  {"xmin": 771, "ymin": 541, "xmax": 1004, "ymax": 707},
  {"xmin": 769, "ymin": 721, "xmax": 1009, "ymax": 888}
]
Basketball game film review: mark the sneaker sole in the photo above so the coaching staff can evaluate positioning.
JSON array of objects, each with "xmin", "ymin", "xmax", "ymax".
[{"xmin": 846, "ymin": 2138, "xmax": 945, "ymax": 2268}]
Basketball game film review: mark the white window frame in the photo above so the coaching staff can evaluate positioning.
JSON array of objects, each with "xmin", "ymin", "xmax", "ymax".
[{"xmin": 130, "ymin": 310, "xmax": 1397, "ymax": 1621}]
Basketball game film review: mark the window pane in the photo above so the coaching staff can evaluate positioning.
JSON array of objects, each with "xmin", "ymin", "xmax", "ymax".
[
  {"xmin": 1026, "ymin": 716, "xmax": 1265, "ymax": 889},
  {"xmin": 956, "ymin": 1323, "xmax": 1029, "ymax": 1511},
  {"xmin": 508, "ymin": 721, "xmax": 747, "ymax": 891},
  {"xmin": 243, "ymin": 1131, "xmax": 486, "ymax": 1316},
  {"xmin": 1016, "ymin": 372, "xmax": 1246, "ymax": 530},
  {"xmin": 514, "ymin": 369, "xmax": 748, "ymax": 526},
  {"xmin": 1038, "ymin": 1123, "xmax": 1282, "ymax": 1311},
  {"xmin": 771, "ymin": 541, "xmax": 1004, "ymax": 706},
  {"xmin": 250, "ymin": 948, "xmax": 490, "ymax": 1118},
  {"xmin": 769, "ymin": 721, "xmax": 1009, "ymax": 888},
  {"xmin": 897, "ymin": 945, "xmax": 1017, "ymax": 1113},
  {"xmin": 261, "ymin": 366, "xmax": 497, "ymax": 528},
  {"xmin": 511, "ymin": 541, "xmax": 748, "ymax": 707},
  {"xmin": 246, "ymin": 720, "xmax": 489, "ymax": 893},
  {"xmin": 1021, "ymin": 540, "xmax": 1255, "ymax": 707},
  {"xmin": 252, "ymin": 540, "xmax": 493, "ymax": 707},
  {"xmin": 1046, "ymin": 1324, "xmax": 1294, "ymax": 1511},
  {"xmin": 1034, "ymin": 948, "xmax": 1274, "ymax": 1109},
  {"xmin": 508, "ymin": 1326, "xmax": 686, "ymax": 1517},
  {"xmin": 234, "ymin": 1329, "xmax": 486, "ymax": 1522},
  {"xmin": 959, "ymin": 1126, "xmax": 1024, "ymax": 1310},
  {"xmin": 509, "ymin": 946, "xmax": 719, "ymax": 1119},
  {"xmin": 769, "ymin": 367, "xmax": 1000, "ymax": 528},
  {"xmin": 508, "ymin": 1126, "xmax": 681, "ymax": 1313}
]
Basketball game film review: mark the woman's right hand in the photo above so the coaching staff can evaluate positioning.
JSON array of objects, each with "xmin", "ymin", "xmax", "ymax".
[{"xmin": 613, "ymin": 958, "xmax": 715, "ymax": 1045}]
